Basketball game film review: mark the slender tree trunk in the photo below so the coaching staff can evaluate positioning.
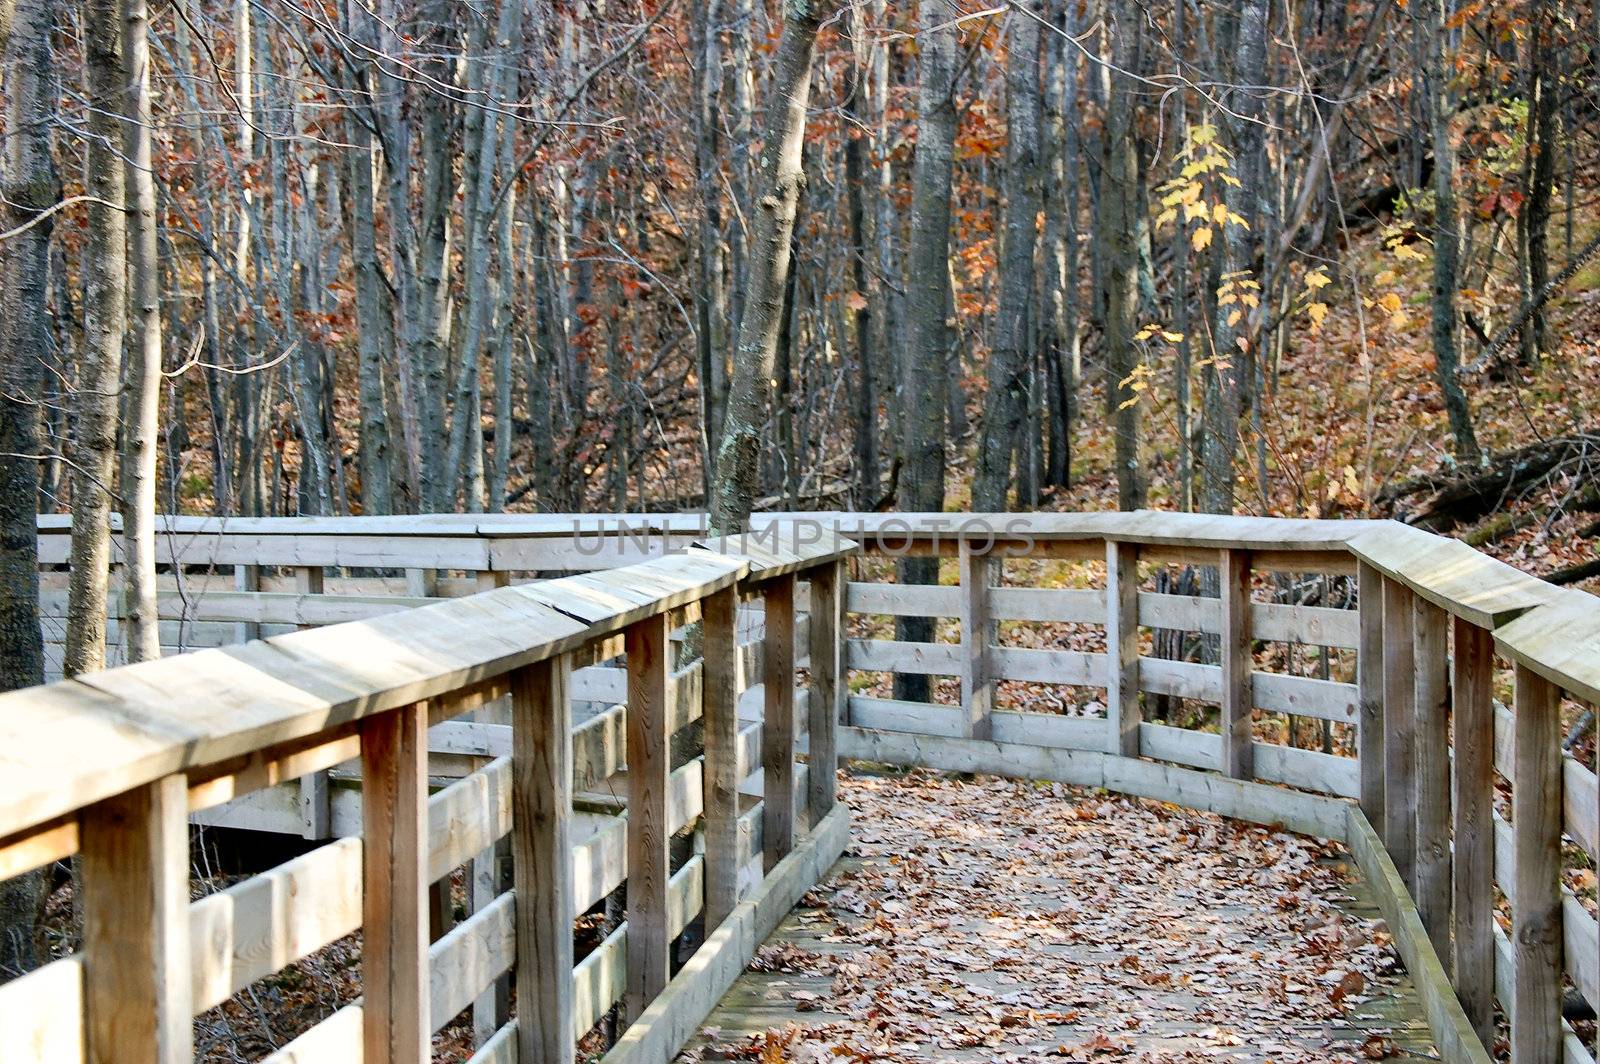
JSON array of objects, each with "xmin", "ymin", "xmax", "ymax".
[
  {"xmin": 1199, "ymin": 0, "xmax": 1265, "ymax": 514},
  {"xmin": 490, "ymin": 186, "xmax": 517, "ymax": 512},
  {"xmin": 120, "ymin": 0, "xmax": 161, "ymax": 662},
  {"xmin": 891, "ymin": 0, "xmax": 959, "ymax": 702},
  {"xmin": 708, "ymin": 0, "xmax": 836, "ymax": 533},
  {"xmin": 843, "ymin": 13, "xmax": 878, "ymax": 503},
  {"xmin": 1424, "ymin": 0, "xmax": 1480, "ymax": 462},
  {"xmin": 0, "ymin": 0, "xmax": 55, "ymax": 979},
  {"xmin": 976, "ymin": 4, "xmax": 1044, "ymax": 510},
  {"xmin": 66, "ymin": 0, "xmax": 128, "ymax": 677},
  {"xmin": 1102, "ymin": 0, "xmax": 1146, "ymax": 510},
  {"xmin": 1518, "ymin": 0, "xmax": 1556, "ymax": 365}
]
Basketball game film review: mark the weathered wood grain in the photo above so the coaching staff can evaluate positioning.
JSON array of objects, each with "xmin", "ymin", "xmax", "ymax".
[
  {"xmin": 81, "ymin": 775, "xmax": 191, "ymax": 1064},
  {"xmin": 625, "ymin": 613, "xmax": 672, "ymax": 1023},
  {"xmin": 1450, "ymin": 617, "xmax": 1495, "ymax": 1050},
  {"xmin": 1412, "ymin": 594, "xmax": 1451, "ymax": 958},
  {"xmin": 1381, "ymin": 576, "xmax": 1418, "ymax": 890},
  {"xmin": 360, "ymin": 703, "xmax": 429, "ymax": 1064},
  {"xmin": 1511, "ymin": 663, "xmax": 1563, "ymax": 1064},
  {"xmin": 1105, "ymin": 540, "xmax": 1141, "ymax": 757},
  {"xmin": 513, "ymin": 657, "xmax": 576, "ymax": 1064}
]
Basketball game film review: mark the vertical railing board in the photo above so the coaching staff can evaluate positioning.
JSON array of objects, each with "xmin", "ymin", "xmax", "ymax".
[
  {"xmin": 1451, "ymin": 617, "xmax": 1496, "ymax": 1051},
  {"xmin": 1219, "ymin": 549, "xmax": 1253, "ymax": 780},
  {"xmin": 807, "ymin": 561, "xmax": 842, "ymax": 819},
  {"xmin": 958, "ymin": 541, "xmax": 994, "ymax": 740},
  {"xmin": 762, "ymin": 574, "xmax": 797, "ymax": 871},
  {"xmin": 512, "ymin": 655, "xmax": 576, "ymax": 1064},
  {"xmin": 234, "ymin": 562, "xmax": 262, "ymax": 643},
  {"xmin": 625, "ymin": 613, "xmax": 671, "ymax": 1022},
  {"xmin": 360, "ymin": 702, "xmax": 430, "ymax": 1064},
  {"xmin": 80, "ymin": 774, "xmax": 191, "ymax": 1064},
  {"xmin": 473, "ymin": 570, "xmax": 515, "ymax": 1045},
  {"xmin": 1357, "ymin": 561, "xmax": 1386, "ymax": 833},
  {"xmin": 1412, "ymin": 595, "xmax": 1451, "ymax": 958},
  {"xmin": 1382, "ymin": 577, "xmax": 1418, "ymax": 890},
  {"xmin": 294, "ymin": 565, "xmax": 332, "ymax": 839},
  {"xmin": 1105, "ymin": 541, "xmax": 1141, "ymax": 757},
  {"xmin": 703, "ymin": 585, "xmax": 742, "ymax": 928},
  {"xmin": 1511, "ymin": 663, "xmax": 1563, "ymax": 1064}
]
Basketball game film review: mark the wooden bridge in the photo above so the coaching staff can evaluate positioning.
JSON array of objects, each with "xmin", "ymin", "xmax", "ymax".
[{"xmin": 1, "ymin": 511, "xmax": 1596, "ymax": 1063}]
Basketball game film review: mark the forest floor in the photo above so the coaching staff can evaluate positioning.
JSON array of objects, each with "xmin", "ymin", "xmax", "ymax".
[{"xmin": 680, "ymin": 769, "xmax": 1437, "ymax": 1064}]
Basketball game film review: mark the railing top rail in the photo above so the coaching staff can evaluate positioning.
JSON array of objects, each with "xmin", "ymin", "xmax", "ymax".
[
  {"xmin": 750, "ymin": 510, "xmax": 1386, "ymax": 551},
  {"xmin": 1343, "ymin": 522, "xmax": 1565, "ymax": 629},
  {"xmin": 0, "ymin": 540, "xmax": 869, "ymax": 841},
  {"xmin": 1492, "ymin": 588, "xmax": 1600, "ymax": 704}
]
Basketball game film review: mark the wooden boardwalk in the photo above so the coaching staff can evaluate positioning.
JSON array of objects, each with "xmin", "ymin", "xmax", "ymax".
[{"xmin": 681, "ymin": 770, "xmax": 1437, "ymax": 1063}]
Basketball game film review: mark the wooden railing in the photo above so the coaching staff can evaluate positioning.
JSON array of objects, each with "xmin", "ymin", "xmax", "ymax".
[
  {"xmin": 794, "ymin": 511, "xmax": 1595, "ymax": 1064},
  {"xmin": 8, "ymin": 509, "xmax": 1598, "ymax": 1064},
  {"xmin": 0, "ymin": 527, "xmax": 855, "ymax": 1064}
]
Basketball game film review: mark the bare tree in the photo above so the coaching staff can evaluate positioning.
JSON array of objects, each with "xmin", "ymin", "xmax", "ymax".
[
  {"xmin": 0, "ymin": 0, "xmax": 55, "ymax": 978},
  {"xmin": 976, "ymin": 3, "xmax": 1044, "ymax": 510},
  {"xmin": 1422, "ymin": 0, "xmax": 1479, "ymax": 462},
  {"xmin": 1101, "ymin": 0, "xmax": 1146, "ymax": 510},
  {"xmin": 708, "ymin": 0, "xmax": 837, "ymax": 532},
  {"xmin": 65, "ymin": 0, "xmax": 128, "ymax": 677},
  {"xmin": 120, "ymin": 0, "xmax": 163, "ymax": 660}
]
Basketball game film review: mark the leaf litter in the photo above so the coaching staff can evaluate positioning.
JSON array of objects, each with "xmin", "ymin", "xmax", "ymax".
[{"xmin": 680, "ymin": 770, "xmax": 1432, "ymax": 1063}]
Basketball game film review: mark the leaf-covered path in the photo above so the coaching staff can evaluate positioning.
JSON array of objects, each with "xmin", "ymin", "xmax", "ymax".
[{"xmin": 681, "ymin": 770, "xmax": 1436, "ymax": 1062}]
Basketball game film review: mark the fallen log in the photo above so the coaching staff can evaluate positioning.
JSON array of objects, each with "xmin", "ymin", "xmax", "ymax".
[{"xmin": 1384, "ymin": 432, "xmax": 1598, "ymax": 530}]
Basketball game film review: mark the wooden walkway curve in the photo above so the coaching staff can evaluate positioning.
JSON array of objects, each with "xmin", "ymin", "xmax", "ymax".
[
  {"xmin": 1, "ymin": 511, "xmax": 1595, "ymax": 1064},
  {"xmin": 684, "ymin": 771, "xmax": 1438, "ymax": 1063}
]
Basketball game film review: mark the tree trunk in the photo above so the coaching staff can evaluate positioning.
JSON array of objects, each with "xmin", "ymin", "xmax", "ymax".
[
  {"xmin": 1424, "ymin": 0, "xmax": 1479, "ymax": 462},
  {"xmin": 707, "ymin": 0, "xmax": 836, "ymax": 533},
  {"xmin": 0, "ymin": 0, "xmax": 54, "ymax": 979},
  {"xmin": 120, "ymin": 0, "xmax": 162, "ymax": 662},
  {"xmin": 66, "ymin": 0, "xmax": 128, "ymax": 677},
  {"xmin": 890, "ymin": 0, "xmax": 959, "ymax": 702},
  {"xmin": 843, "ymin": 13, "xmax": 878, "ymax": 504},
  {"xmin": 1199, "ymin": 0, "xmax": 1265, "ymax": 515},
  {"xmin": 975, "ymin": 4, "xmax": 1044, "ymax": 510},
  {"xmin": 1101, "ymin": 0, "xmax": 1146, "ymax": 511}
]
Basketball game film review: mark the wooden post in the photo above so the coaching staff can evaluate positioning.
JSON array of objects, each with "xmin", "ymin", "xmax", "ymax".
[
  {"xmin": 1511, "ymin": 662, "xmax": 1562, "ymax": 1064},
  {"xmin": 472, "ymin": 839, "xmax": 510, "ymax": 1045},
  {"xmin": 1219, "ymin": 548, "xmax": 1253, "ymax": 779},
  {"xmin": 513, "ymin": 656, "xmax": 576, "ymax": 1064},
  {"xmin": 958, "ymin": 539, "xmax": 994, "ymax": 740},
  {"xmin": 1450, "ymin": 617, "xmax": 1495, "ymax": 1051},
  {"xmin": 80, "ymin": 774, "xmax": 192, "ymax": 1064},
  {"xmin": 1105, "ymin": 540, "xmax": 1141, "ymax": 757},
  {"xmin": 295, "ymin": 565, "xmax": 332, "ymax": 838},
  {"xmin": 702, "ymin": 584, "xmax": 741, "ymax": 928},
  {"xmin": 406, "ymin": 568, "xmax": 438, "ymax": 597},
  {"xmin": 762, "ymin": 573, "xmax": 797, "ymax": 871},
  {"xmin": 1357, "ymin": 562, "xmax": 1386, "ymax": 834},
  {"xmin": 1411, "ymin": 595, "xmax": 1451, "ymax": 958},
  {"xmin": 807, "ymin": 560, "xmax": 842, "ymax": 820},
  {"xmin": 360, "ymin": 702, "xmax": 430, "ymax": 1064},
  {"xmin": 234, "ymin": 562, "xmax": 261, "ymax": 643},
  {"xmin": 625, "ymin": 614, "xmax": 670, "ymax": 1022},
  {"xmin": 1381, "ymin": 577, "xmax": 1417, "ymax": 890}
]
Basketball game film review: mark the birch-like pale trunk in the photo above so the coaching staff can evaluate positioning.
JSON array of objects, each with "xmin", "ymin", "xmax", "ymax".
[
  {"xmin": 120, "ymin": 0, "xmax": 162, "ymax": 662},
  {"xmin": 66, "ymin": 0, "xmax": 127, "ymax": 676},
  {"xmin": 708, "ymin": 0, "xmax": 836, "ymax": 533}
]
